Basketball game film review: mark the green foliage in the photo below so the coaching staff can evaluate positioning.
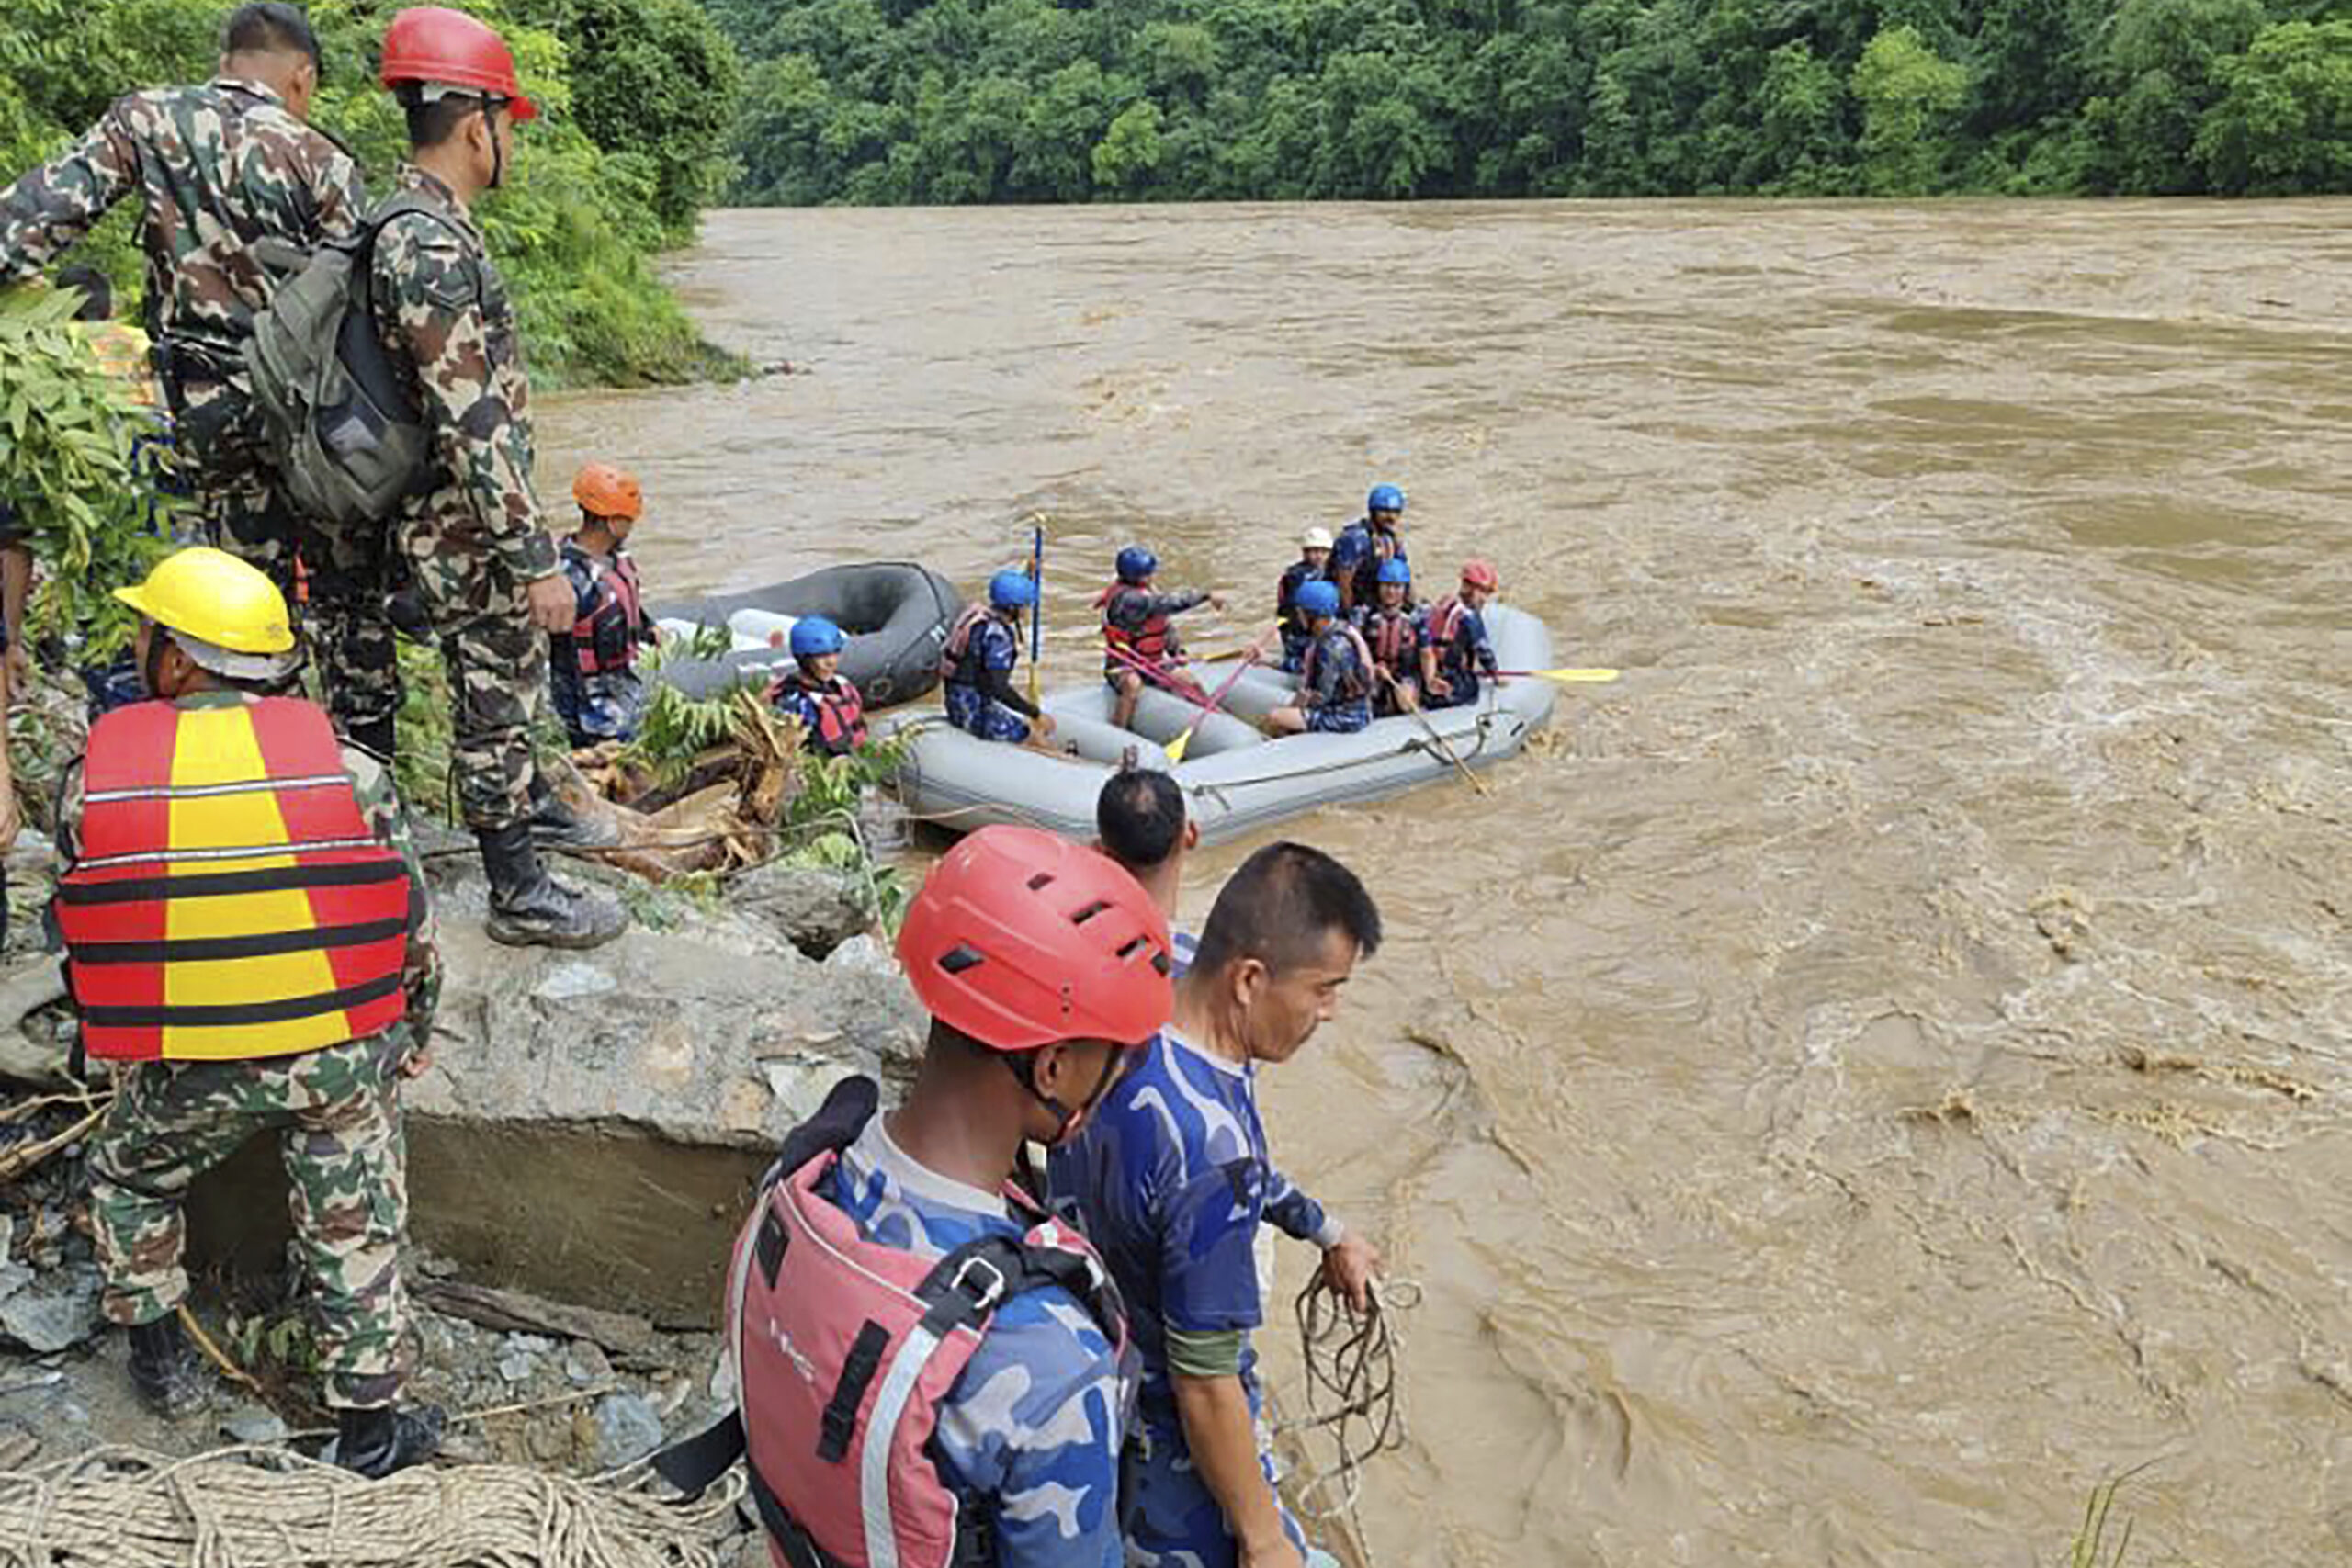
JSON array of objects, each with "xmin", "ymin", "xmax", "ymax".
[
  {"xmin": 390, "ymin": 635, "xmax": 458, "ymax": 819},
  {"xmin": 0, "ymin": 0, "xmax": 743, "ymax": 388},
  {"xmin": 0, "ymin": 288, "xmax": 178, "ymax": 651},
  {"xmin": 709, "ymin": 0, "xmax": 2346, "ymax": 201}
]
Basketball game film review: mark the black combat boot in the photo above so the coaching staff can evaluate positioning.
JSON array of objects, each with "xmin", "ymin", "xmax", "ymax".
[
  {"xmin": 478, "ymin": 822, "xmax": 628, "ymax": 949},
  {"xmin": 127, "ymin": 1316, "xmax": 211, "ymax": 1418},
  {"xmin": 525, "ymin": 776, "xmax": 623, "ymax": 852},
  {"xmin": 334, "ymin": 1402, "xmax": 447, "ymax": 1479}
]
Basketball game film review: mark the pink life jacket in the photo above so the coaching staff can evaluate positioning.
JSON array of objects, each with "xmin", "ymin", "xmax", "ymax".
[
  {"xmin": 768, "ymin": 671, "xmax": 868, "ymax": 756},
  {"xmin": 937, "ymin": 605, "xmax": 994, "ymax": 685},
  {"xmin": 657, "ymin": 1077, "xmax": 1127, "ymax": 1568},
  {"xmin": 1360, "ymin": 606, "xmax": 1419, "ymax": 671},
  {"xmin": 569, "ymin": 547, "xmax": 647, "ymax": 676}
]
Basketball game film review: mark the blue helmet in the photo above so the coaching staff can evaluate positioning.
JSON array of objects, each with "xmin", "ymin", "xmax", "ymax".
[
  {"xmin": 1376, "ymin": 558, "xmax": 1411, "ymax": 587},
  {"xmin": 1295, "ymin": 579, "xmax": 1340, "ymax": 620},
  {"xmin": 790, "ymin": 615, "xmax": 846, "ymax": 659},
  {"xmin": 989, "ymin": 568, "xmax": 1037, "ymax": 610},
  {"xmin": 1367, "ymin": 483, "xmax": 1406, "ymax": 516},
  {"xmin": 1114, "ymin": 546, "xmax": 1159, "ymax": 583}
]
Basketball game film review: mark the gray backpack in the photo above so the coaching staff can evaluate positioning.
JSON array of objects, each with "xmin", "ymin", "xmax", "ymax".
[{"xmin": 244, "ymin": 193, "xmax": 445, "ymax": 531}]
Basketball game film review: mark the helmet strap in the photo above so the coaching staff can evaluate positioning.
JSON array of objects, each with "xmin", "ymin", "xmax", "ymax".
[
  {"xmin": 1006, "ymin": 1043, "xmax": 1128, "ymax": 1144},
  {"xmin": 484, "ymin": 101, "xmax": 505, "ymax": 191},
  {"xmin": 140, "ymin": 628, "xmax": 172, "ymax": 700}
]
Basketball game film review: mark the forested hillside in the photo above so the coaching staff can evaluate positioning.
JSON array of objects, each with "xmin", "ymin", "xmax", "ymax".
[{"xmin": 707, "ymin": 0, "xmax": 2352, "ymax": 203}]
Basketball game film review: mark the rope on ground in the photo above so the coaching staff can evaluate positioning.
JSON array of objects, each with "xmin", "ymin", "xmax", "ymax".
[
  {"xmin": 1279, "ymin": 1273, "xmax": 1419, "ymax": 1547},
  {"xmin": 0, "ymin": 1442, "xmax": 748, "ymax": 1568}
]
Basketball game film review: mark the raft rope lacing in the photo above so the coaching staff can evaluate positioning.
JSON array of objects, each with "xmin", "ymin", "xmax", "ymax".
[
  {"xmin": 1278, "ymin": 1273, "xmax": 1421, "ymax": 1564},
  {"xmin": 0, "ymin": 1442, "xmax": 746, "ymax": 1568}
]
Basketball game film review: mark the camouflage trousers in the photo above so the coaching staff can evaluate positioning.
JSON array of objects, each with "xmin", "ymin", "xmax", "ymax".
[
  {"xmin": 403, "ymin": 522, "xmax": 544, "ymax": 831},
  {"xmin": 86, "ymin": 1031, "xmax": 413, "ymax": 1410},
  {"xmin": 191, "ymin": 461, "xmax": 401, "ymax": 752}
]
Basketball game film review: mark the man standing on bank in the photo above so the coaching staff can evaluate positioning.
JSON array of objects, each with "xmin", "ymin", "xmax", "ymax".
[
  {"xmin": 368, "ymin": 6, "xmax": 624, "ymax": 948},
  {"xmin": 0, "ymin": 5, "xmax": 393, "ymax": 738},
  {"xmin": 55, "ymin": 547, "xmax": 444, "ymax": 1477},
  {"xmin": 1050, "ymin": 842, "xmax": 1385, "ymax": 1568}
]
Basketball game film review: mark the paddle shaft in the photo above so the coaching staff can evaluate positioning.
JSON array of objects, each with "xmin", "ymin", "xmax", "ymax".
[
  {"xmin": 1104, "ymin": 640, "xmax": 1215, "ymax": 708},
  {"xmin": 1027, "ymin": 525, "xmax": 1045, "ymax": 705},
  {"xmin": 1168, "ymin": 631, "xmax": 1277, "ymax": 758},
  {"xmin": 1489, "ymin": 668, "xmax": 1620, "ymax": 682}
]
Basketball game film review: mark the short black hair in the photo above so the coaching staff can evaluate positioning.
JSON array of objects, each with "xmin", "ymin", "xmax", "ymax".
[
  {"xmin": 1096, "ymin": 768, "xmax": 1186, "ymax": 872},
  {"xmin": 221, "ymin": 3, "xmax": 322, "ymax": 70},
  {"xmin": 401, "ymin": 90, "xmax": 485, "ymax": 150},
  {"xmin": 55, "ymin": 265, "xmax": 111, "ymax": 321},
  {"xmin": 1190, "ymin": 841, "xmax": 1381, "ymax": 978}
]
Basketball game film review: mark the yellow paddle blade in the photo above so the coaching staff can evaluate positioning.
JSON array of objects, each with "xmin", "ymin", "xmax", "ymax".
[
  {"xmin": 1534, "ymin": 668, "xmax": 1620, "ymax": 682},
  {"xmin": 1165, "ymin": 727, "xmax": 1194, "ymax": 762}
]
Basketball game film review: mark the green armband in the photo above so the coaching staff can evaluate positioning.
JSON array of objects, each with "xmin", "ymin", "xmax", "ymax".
[{"xmin": 1166, "ymin": 1327, "xmax": 1247, "ymax": 1380}]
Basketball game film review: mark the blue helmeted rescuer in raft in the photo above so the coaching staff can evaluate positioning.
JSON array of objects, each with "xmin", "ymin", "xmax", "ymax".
[
  {"xmin": 549, "ymin": 461, "xmax": 658, "ymax": 748},
  {"xmin": 1100, "ymin": 546, "xmax": 1223, "ymax": 733},
  {"xmin": 657, "ymin": 824, "xmax": 1174, "ymax": 1568},
  {"xmin": 939, "ymin": 568, "xmax": 1057, "ymax": 748},
  {"xmin": 1275, "ymin": 526, "xmax": 1333, "ymax": 672},
  {"xmin": 1265, "ymin": 579, "xmax": 1373, "ymax": 736},
  {"xmin": 1353, "ymin": 557, "xmax": 1422, "ymax": 716},
  {"xmin": 1048, "ymin": 841, "xmax": 1384, "ymax": 1568},
  {"xmin": 765, "ymin": 615, "xmax": 866, "ymax": 757},
  {"xmin": 1329, "ymin": 482, "xmax": 1408, "ymax": 614},
  {"xmin": 1420, "ymin": 558, "xmax": 1503, "ymax": 710}
]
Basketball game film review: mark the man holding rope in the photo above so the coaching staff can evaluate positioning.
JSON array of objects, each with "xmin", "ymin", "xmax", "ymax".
[{"xmin": 1049, "ymin": 842, "xmax": 1383, "ymax": 1568}]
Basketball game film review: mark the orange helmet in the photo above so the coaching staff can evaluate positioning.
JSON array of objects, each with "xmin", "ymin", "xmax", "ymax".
[
  {"xmin": 1460, "ymin": 559, "xmax": 1499, "ymax": 592},
  {"xmin": 571, "ymin": 462, "xmax": 643, "ymax": 521}
]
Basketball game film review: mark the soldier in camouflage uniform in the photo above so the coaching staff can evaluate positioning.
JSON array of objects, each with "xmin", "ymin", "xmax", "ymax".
[
  {"xmin": 367, "ymin": 6, "xmax": 624, "ymax": 948},
  {"xmin": 56, "ymin": 547, "xmax": 444, "ymax": 1478},
  {"xmin": 0, "ymin": 4, "xmax": 403, "ymax": 753}
]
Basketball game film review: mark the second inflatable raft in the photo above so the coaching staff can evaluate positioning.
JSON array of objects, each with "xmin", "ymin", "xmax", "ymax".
[{"xmin": 890, "ymin": 604, "xmax": 1558, "ymax": 845}]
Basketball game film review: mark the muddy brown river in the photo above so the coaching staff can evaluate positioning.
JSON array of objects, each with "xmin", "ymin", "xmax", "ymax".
[{"xmin": 541, "ymin": 201, "xmax": 2352, "ymax": 1566}]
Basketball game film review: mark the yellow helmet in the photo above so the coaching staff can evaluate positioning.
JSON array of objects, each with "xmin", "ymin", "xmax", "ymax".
[{"xmin": 113, "ymin": 547, "xmax": 295, "ymax": 655}]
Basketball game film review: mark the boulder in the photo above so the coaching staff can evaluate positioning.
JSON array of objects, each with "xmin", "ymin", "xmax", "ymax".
[
  {"xmin": 0, "ymin": 1266, "xmax": 101, "ymax": 1355},
  {"xmin": 726, "ymin": 862, "xmax": 870, "ymax": 958}
]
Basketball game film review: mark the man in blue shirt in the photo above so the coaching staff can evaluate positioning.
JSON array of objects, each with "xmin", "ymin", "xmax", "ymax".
[
  {"xmin": 943, "ymin": 569, "xmax": 1057, "ymax": 747},
  {"xmin": 1050, "ymin": 842, "xmax": 1384, "ymax": 1568}
]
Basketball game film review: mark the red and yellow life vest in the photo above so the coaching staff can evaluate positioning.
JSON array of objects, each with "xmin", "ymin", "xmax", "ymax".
[
  {"xmin": 1098, "ymin": 581, "xmax": 1176, "ymax": 665},
  {"xmin": 54, "ymin": 697, "xmax": 413, "ymax": 1063}
]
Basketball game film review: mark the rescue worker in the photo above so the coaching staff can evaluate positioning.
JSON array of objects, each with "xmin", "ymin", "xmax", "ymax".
[
  {"xmin": 369, "ymin": 6, "xmax": 624, "ymax": 948},
  {"xmin": 1265, "ymin": 580, "xmax": 1372, "ymax": 737},
  {"xmin": 57, "ymin": 547, "xmax": 443, "ymax": 1477},
  {"xmin": 0, "ymin": 5, "xmax": 390, "ymax": 744},
  {"xmin": 1353, "ymin": 557, "xmax": 1422, "ymax": 716},
  {"xmin": 766, "ymin": 615, "xmax": 867, "ymax": 757},
  {"xmin": 1275, "ymin": 526, "xmax": 1332, "ymax": 673},
  {"xmin": 1419, "ymin": 559, "xmax": 1504, "ymax": 711},
  {"xmin": 1048, "ymin": 841, "xmax": 1384, "ymax": 1568},
  {"xmin": 1100, "ymin": 546, "xmax": 1223, "ymax": 733},
  {"xmin": 659, "ymin": 825, "xmax": 1173, "ymax": 1568},
  {"xmin": 1095, "ymin": 765, "xmax": 1196, "ymax": 964},
  {"xmin": 550, "ymin": 461, "xmax": 656, "ymax": 748},
  {"xmin": 941, "ymin": 568, "xmax": 1056, "ymax": 748},
  {"xmin": 1328, "ymin": 483, "xmax": 1407, "ymax": 614}
]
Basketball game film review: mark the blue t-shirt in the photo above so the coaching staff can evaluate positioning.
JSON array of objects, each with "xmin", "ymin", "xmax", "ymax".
[
  {"xmin": 820, "ymin": 1117, "xmax": 1129, "ymax": 1568},
  {"xmin": 969, "ymin": 615, "xmax": 1020, "ymax": 675},
  {"xmin": 1047, "ymin": 1024, "xmax": 1335, "ymax": 1439}
]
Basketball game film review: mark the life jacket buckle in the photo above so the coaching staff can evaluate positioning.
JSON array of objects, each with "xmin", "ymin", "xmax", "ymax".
[{"xmin": 948, "ymin": 1254, "xmax": 1008, "ymax": 1312}]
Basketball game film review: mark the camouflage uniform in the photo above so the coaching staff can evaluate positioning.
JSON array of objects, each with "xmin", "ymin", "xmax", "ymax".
[
  {"xmin": 369, "ymin": 165, "xmax": 559, "ymax": 832},
  {"xmin": 0, "ymin": 78, "xmax": 400, "ymax": 746},
  {"xmin": 58, "ymin": 692, "xmax": 440, "ymax": 1410}
]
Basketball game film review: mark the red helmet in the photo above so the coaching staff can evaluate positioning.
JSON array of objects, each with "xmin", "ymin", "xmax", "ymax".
[
  {"xmin": 1460, "ymin": 559, "xmax": 1499, "ymax": 592},
  {"xmin": 380, "ymin": 7, "xmax": 538, "ymax": 122},
  {"xmin": 898, "ymin": 827, "xmax": 1173, "ymax": 1051},
  {"xmin": 571, "ymin": 462, "xmax": 642, "ymax": 521}
]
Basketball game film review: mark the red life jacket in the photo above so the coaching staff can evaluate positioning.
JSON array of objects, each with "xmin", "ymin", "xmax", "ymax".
[
  {"xmin": 938, "ymin": 604, "xmax": 997, "ymax": 685},
  {"xmin": 769, "ymin": 671, "xmax": 868, "ymax": 756},
  {"xmin": 1097, "ymin": 581, "xmax": 1176, "ymax": 666},
  {"xmin": 54, "ymin": 697, "xmax": 412, "ymax": 1063},
  {"xmin": 1424, "ymin": 595, "xmax": 1469, "ymax": 661},
  {"xmin": 568, "ymin": 545, "xmax": 647, "ymax": 676},
  {"xmin": 1360, "ymin": 606, "xmax": 1419, "ymax": 671},
  {"xmin": 660, "ymin": 1077, "xmax": 1127, "ymax": 1568},
  {"xmin": 1302, "ymin": 622, "xmax": 1374, "ymax": 705}
]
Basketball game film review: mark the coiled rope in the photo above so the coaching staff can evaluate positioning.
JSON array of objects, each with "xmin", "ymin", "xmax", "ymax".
[
  {"xmin": 0, "ymin": 1443, "xmax": 747, "ymax": 1568},
  {"xmin": 1279, "ymin": 1274, "xmax": 1419, "ymax": 1562}
]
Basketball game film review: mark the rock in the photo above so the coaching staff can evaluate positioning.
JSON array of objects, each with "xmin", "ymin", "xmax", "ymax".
[
  {"xmin": 0, "ymin": 1269, "xmax": 100, "ymax": 1353},
  {"xmin": 593, "ymin": 1391, "xmax": 665, "ymax": 1470},
  {"xmin": 728, "ymin": 862, "xmax": 868, "ymax": 958},
  {"xmin": 535, "ymin": 962, "xmax": 619, "ymax": 1002},
  {"xmin": 0, "ymin": 956, "xmax": 71, "ymax": 1087},
  {"xmin": 495, "ymin": 1333, "xmax": 554, "ymax": 1384},
  {"xmin": 220, "ymin": 1405, "xmax": 288, "ymax": 1445},
  {"xmin": 564, "ymin": 1340, "xmax": 613, "ymax": 1388}
]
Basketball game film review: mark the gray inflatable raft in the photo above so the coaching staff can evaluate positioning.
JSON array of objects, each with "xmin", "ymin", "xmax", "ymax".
[
  {"xmin": 650, "ymin": 562, "xmax": 962, "ymax": 710},
  {"xmin": 888, "ymin": 604, "xmax": 1557, "ymax": 845}
]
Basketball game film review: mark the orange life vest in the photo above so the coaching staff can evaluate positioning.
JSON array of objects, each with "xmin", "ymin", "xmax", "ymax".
[
  {"xmin": 767, "ymin": 671, "xmax": 867, "ymax": 756},
  {"xmin": 1098, "ymin": 582, "xmax": 1176, "ymax": 666},
  {"xmin": 54, "ymin": 697, "xmax": 413, "ymax": 1063},
  {"xmin": 1359, "ymin": 606, "xmax": 1419, "ymax": 671}
]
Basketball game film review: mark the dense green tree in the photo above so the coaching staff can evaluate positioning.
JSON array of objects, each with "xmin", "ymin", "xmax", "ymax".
[
  {"xmin": 2194, "ymin": 19, "xmax": 2352, "ymax": 193},
  {"xmin": 1852, "ymin": 25, "xmax": 1969, "ymax": 193}
]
